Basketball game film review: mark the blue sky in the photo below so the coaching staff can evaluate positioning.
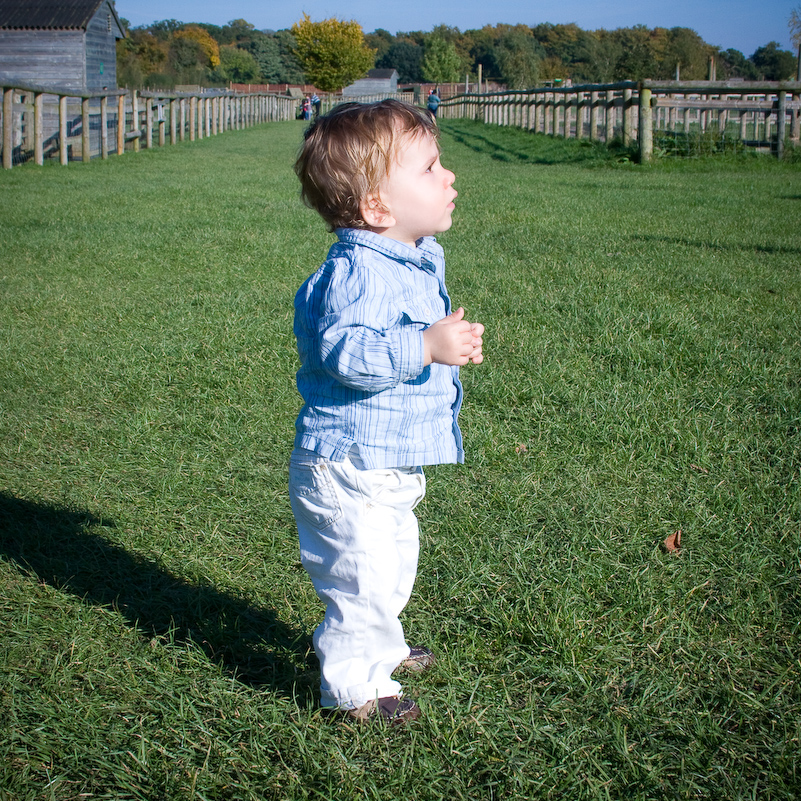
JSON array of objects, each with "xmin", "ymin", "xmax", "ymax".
[{"xmin": 117, "ymin": 0, "xmax": 798, "ymax": 59}]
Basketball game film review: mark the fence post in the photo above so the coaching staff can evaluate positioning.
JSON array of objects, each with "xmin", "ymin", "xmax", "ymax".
[
  {"xmin": 100, "ymin": 95, "xmax": 108, "ymax": 159},
  {"xmin": 170, "ymin": 98, "xmax": 177, "ymax": 144},
  {"xmin": 34, "ymin": 92, "xmax": 44, "ymax": 165},
  {"xmin": 622, "ymin": 88, "xmax": 633, "ymax": 144},
  {"xmin": 2, "ymin": 88, "xmax": 12, "ymax": 169},
  {"xmin": 146, "ymin": 98, "xmax": 153, "ymax": 148},
  {"xmin": 639, "ymin": 85, "xmax": 653, "ymax": 162},
  {"xmin": 605, "ymin": 90, "xmax": 615, "ymax": 142},
  {"xmin": 777, "ymin": 91, "xmax": 786, "ymax": 159},
  {"xmin": 189, "ymin": 96, "xmax": 196, "ymax": 141},
  {"xmin": 132, "ymin": 91, "xmax": 140, "ymax": 151},
  {"xmin": 117, "ymin": 93, "xmax": 125, "ymax": 155},
  {"xmin": 61, "ymin": 95, "xmax": 69, "ymax": 164},
  {"xmin": 82, "ymin": 97, "xmax": 91, "ymax": 162}
]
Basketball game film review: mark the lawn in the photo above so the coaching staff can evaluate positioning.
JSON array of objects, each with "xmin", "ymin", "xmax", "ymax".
[{"xmin": 1, "ymin": 119, "xmax": 799, "ymax": 800}]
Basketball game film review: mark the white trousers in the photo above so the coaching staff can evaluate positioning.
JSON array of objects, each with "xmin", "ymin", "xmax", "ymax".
[{"xmin": 288, "ymin": 447, "xmax": 426, "ymax": 709}]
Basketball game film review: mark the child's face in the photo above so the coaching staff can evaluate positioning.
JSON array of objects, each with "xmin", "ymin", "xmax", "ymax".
[{"xmin": 372, "ymin": 131, "xmax": 457, "ymax": 247}]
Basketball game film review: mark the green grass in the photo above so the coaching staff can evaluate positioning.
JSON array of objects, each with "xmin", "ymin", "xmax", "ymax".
[{"xmin": 1, "ymin": 120, "xmax": 800, "ymax": 800}]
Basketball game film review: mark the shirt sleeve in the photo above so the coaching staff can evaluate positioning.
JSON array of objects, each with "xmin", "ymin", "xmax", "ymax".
[{"xmin": 316, "ymin": 259, "xmax": 427, "ymax": 393}]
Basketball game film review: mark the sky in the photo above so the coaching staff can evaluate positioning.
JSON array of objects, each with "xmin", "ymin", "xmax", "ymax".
[{"xmin": 117, "ymin": 0, "xmax": 799, "ymax": 59}]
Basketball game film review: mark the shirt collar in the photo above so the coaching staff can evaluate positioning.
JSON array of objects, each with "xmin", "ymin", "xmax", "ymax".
[{"xmin": 335, "ymin": 228, "xmax": 440, "ymax": 273}]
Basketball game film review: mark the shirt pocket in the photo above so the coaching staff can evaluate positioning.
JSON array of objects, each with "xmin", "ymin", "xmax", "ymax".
[
  {"xmin": 288, "ymin": 461, "xmax": 343, "ymax": 531},
  {"xmin": 399, "ymin": 301, "xmax": 439, "ymax": 329}
]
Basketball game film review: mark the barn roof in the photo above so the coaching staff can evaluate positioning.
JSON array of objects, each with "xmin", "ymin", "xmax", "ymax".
[{"xmin": 0, "ymin": 0, "xmax": 123, "ymax": 31}]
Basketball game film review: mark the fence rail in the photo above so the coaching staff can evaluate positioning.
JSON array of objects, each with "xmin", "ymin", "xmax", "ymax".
[
  {"xmin": 439, "ymin": 80, "xmax": 801, "ymax": 160},
  {"xmin": 1, "ymin": 83, "xmax": 297, "ymax": 169}
]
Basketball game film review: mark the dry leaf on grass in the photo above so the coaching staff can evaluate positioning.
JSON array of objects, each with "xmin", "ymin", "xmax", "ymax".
[{"xmin": 663, "ymin": 529, "xmax": 682, "ymax": 553}]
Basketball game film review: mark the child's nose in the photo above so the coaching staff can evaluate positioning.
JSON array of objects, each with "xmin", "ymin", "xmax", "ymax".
[{"xmin": 444, "ymin": 169, "xmax": 455, "ymax": 186}]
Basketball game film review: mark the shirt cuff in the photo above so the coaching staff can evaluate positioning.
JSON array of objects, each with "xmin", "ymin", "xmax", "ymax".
[{"xmin": 396, "ymin": 328, "xmax": 425, "ymax": 382}]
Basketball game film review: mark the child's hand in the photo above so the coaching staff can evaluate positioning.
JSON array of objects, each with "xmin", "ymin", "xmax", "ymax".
[
  {"xmin": 423, "ymin": 308, "xmax": 483, "ymax": 367},
  {"xmin": 469, "ymin": 321, "xmax": 484, "ymax": 365}
]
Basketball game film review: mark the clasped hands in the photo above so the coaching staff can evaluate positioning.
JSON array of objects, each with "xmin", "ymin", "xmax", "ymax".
[{"xmin": 422, "ymin": 307, "xmax": 484, "ymax": 367}]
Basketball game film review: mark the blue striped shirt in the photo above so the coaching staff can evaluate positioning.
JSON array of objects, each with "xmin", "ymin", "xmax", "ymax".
[{"xmin": 293, "ymin": 228, "xmax": 464, "ymax": 469}]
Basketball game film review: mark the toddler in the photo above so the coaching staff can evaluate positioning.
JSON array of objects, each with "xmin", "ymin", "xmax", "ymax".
[{"xmin": 289, "ymin": 99, "xmax": 484, "ymax": 725}]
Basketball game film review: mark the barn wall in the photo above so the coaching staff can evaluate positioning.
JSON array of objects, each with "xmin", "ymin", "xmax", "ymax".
[
  {"xmin": 0, "ymin": 30, "xmax": 85, "ymax": 92},
  {"xmin": 85, "ymin": 1, "xmax": 122, "ymax": 90}
]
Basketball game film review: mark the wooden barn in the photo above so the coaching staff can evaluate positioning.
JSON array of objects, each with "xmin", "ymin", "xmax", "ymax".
[
  {"xmin": 342, "ymin": 68, "xmax": 399, "ymax": 97},
  {"xmin": 0, "ymin": 0, "xmax": 126, "ymax": 93}
]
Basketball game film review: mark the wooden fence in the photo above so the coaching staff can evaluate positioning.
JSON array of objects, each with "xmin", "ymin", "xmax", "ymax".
[
  {"xmin": 438, "ymin": 80, "xmax": 801, "ymax": 161},
  {"xmin": 1, "ymin": 83, "xmax": 298, "ymax": 169}
]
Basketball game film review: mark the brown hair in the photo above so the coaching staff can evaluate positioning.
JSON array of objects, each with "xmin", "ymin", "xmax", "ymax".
[{"xmin": 294, "ymin": 99, "xmax": 439, "ymax": 231}]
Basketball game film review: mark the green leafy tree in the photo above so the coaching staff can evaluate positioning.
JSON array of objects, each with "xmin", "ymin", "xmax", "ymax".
[
  {"xmin": 247, "ymin": 35, "xmax": 283, "ymax": 82},
  {"xmin": 226, "ymin": 19, "xmax": 256, "ymax": 43},
  {"xmin": 117, "ymin": 27, "xmax": 168, "ymax": 87},
  {"xmin": 274, "ymin": 30, "xmax": 306, "ymax": 84},
  {"xmin": 613, "ymin": 25, "xmax": 658, "ymax": 80},
  {"xmin": 658, "ymin": 27, "xmax": 711, "ymax": 79},
  {"xmin": 291, "ymin": 14, "xmax": 374, "ymax": 91},
  {"xmin": 718, "ymin": 48, "xmax": 758, "ymax": 79},
  {"xmin": 494, "ymin": 26, "xmax": 543, "ymax": 89},
  {"xmin": 149, "ymin": 19, "xmax": 183, "ymax": 41},
  {"xmin": 585, "ymin": 29, "xmax": 622, "ymax": 83},
  {"xmin": 466, "ymin": 26, "xmax": 500, "ymax": 80},
  {"xmin": 365, "ymin": 29, "xmax": 395, "ymax": 62},
  {"xmin": 377, "ymin": 40, "xmax": 423, "ymax": 83},
  {"xmin": 211, "ymin": 46, "xmax": 261, "ymax": 83},
  {"xmin": 172, "ymin": 26, "xmax": 221, "ymax": 68},
  {"xmin": 750, "ymin": 41, "xmax": 796, "ymax": 79},
  {"xmin": 421, "ymin": 36, "xmax": 462, "ymax": 83}
]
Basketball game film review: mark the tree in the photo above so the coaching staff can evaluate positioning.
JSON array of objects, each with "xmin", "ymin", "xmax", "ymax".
[
  {"xmin": 377, "ymin": 40, "xmax": 424, "ymax": 83},
  {"xmin": 291, "ymin": 14, "xmax": 374, "ymax": 91},
  {"xmin": 365, "ymin": 28, "xmax": 395, "ymax": 62},
  {"xmin": 658, "ymin": 27, "xmax": 711, "ymax": 80},
  {"xmin": 211, "ymin": 46, "xmax": 261, "ymax": 83},
  {"xmin": 173, "ymin": 26, "xmax": 221, "ymax": 69},
  {"xmin": 149, "ymin": 19, "xmax": 183, "ymax": 41},
  {"xmin": 247, "ymin": 35, "xmax": 283, "ymax": 82},
  {"xmin": 117, "ymin": 27, "xmax": 168, "ymax": 87},
  {"xmin": 790, "ymin": 6, "xmax": 801, "ymax": 47},
  {"xmin": 493, "ymin": 26, "xmax": 542, "ymax": 89},
  {"xmin": 273, "ymin": 30, "xmax": 306, "ymax": 84},
  {"xmin": 613, "ymin": 25, "xmax": 658, "ymax": 80},
  {"xmin": 717, "ymin": 48, "xmax": 758, "ymax": 79},
  {"xmin": 421, "ymin": 36, "xmax": 462, "ymax": 83},
  {"xmin": 750, "ymin": 41, "xmax": 796, "ymax": 79}
]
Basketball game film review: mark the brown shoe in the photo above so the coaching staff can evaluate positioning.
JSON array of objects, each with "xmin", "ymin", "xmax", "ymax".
[
  {"xmin": 347, "ymin": 696, "xmax": 421, "ymax": 727},
  {"xmin": 395, "ymin": 646, "xmax": 436, "ymax": 674}
]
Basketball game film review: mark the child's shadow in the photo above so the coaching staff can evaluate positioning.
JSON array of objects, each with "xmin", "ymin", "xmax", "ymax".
[{"xmin": 0, "ymin": 492, "xmax": 317, "ymax": 702}]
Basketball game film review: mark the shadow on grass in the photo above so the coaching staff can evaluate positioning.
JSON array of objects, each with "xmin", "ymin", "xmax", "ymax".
[
  {"xmin": 631, "ymin": 233, "xmax": 801, "ymax": 257},
  {"xmin": 441, "ymin": 120, "xmax": 634, "ymax": 165},
  {"xmin": 0, "ymin": 492, "xmax": 317, "ymax": 702}
]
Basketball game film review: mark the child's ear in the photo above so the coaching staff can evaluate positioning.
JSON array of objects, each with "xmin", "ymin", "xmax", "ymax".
[{"xmin": 360, "ymin": 194, "xmax": 396, "ymax": 230}]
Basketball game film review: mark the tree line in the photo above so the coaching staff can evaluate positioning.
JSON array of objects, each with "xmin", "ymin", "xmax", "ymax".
[{"xmin": 116, "ymin": 16, "xmax": 800, "ymax": 92}]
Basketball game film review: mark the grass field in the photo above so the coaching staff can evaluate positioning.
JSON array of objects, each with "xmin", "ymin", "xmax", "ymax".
[{"xmin": 1, "ymin": 120, "xmax": 800, "ymax": 800}]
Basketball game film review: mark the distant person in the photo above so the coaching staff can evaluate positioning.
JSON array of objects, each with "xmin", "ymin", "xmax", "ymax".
[
  {"xmin": 311, "ymin": 93, "xmax": 321, "ymax": 118},
  {"xmin": 290, "ymin": 100, "xmax": 484, "ymax": 726},
  {"xmin": 302, "ymin": 97, "xmax": 312, "ymax": 121},
  {"xmin": 427, "ymin": 88, "xmax": 441, "ymax": 118}
]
